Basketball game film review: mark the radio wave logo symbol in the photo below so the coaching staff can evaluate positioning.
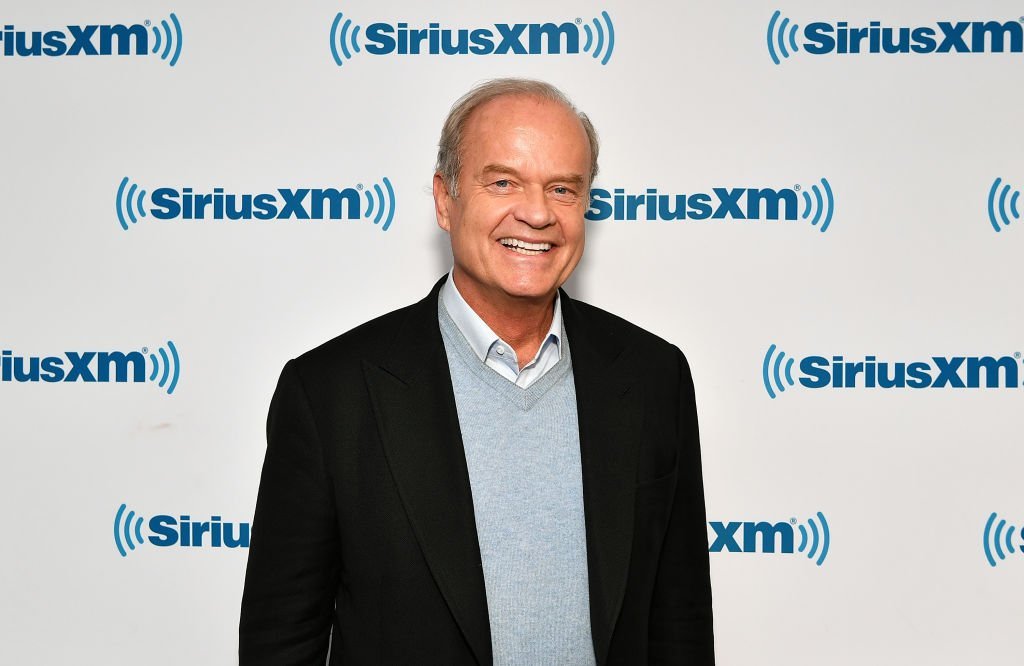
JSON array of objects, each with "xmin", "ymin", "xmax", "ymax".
[
  {"xmin": 330, "ymin": 11, "xmax": 362, "ymax": 66},
  {"xmin": 983, "ymin": 512, "xmax": 1022, "ymax": 567},
  {"xmin": 147, "ymin": 340, "xmax": 181, "ymax": 395},
  {"xmin": 361, "ymin": 177, "xmax": 396, "ymax": 231},
  {"xmin": 762, "ymin": 343, "xmax": 796, "ymax": 399},
  {"xmin": 581, "ymin": 11, "xmax": 616, "ymax": 66},
  {"xmin": 114, "ymin": 503, "xmax": 146, "ymax": 557},
  {"xmin": 987, "ymin": 178, "xmax": 1021, "ymax": 233},
  {"xmin": 149, "ymin": 12, "xmax": 183, "ymax": 67},
  {"xmin": 796, "ymin": 512, "xmax": 831, "ymax": 566},
  {"xmin": 767, "ymin": 10, "xmax": 800, "ymax": 65},
  {"xmin": 116, "ymin": 177, "xmax": 148, "ymax": 231},
  {"xmin": 800, "ymin": 178, "xmax": 834, "ymax": 232}
]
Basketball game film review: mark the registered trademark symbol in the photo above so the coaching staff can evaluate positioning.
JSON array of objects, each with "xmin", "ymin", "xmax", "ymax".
[
  {"xmin": 141, "ymin": 347, "xmax": 148, "ymax": 354},
  {"xmin": 144, "ymin": 20, "xmax": 151, "ymax": 26},
  {"xmin": 1019, "ymin": 16, "xmax": 1023, "ymax": 22},
  {"xmin": 794, "ymin": 184, "xmax": 801, "ymax": 191},
  {"xmin": 357, "ymin": 183, "xmax": 363, "ymax": 190},
  {"xmin": 1016, "ymin": 352, "xmax": 1021, "ymax": 359},
  {"xmin": 575, "ymin": 17, "xmax": 582, "ymax": 24},
  {"xmin": 790, "ymin": 518, "xmax": 797, "ymax": 524}
]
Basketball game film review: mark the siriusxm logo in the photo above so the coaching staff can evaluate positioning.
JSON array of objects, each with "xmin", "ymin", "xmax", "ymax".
[
  {"xmin": 988, "ymin": 177, "xmax": 1021, "ymax": 233},
  {"xmin": 0, "ymin": 13, "xmax": 182, "ymax": 66},
  {"xmin": 768, "ymin": 11, "xmax": 1024, "ymax": 64},
  {"xmin": 114, "ymin": 503, "xmax": 250, "ymax": 557},
  {"xmin": 329, "ymin": 10, "xmax": 614, "ymax": 66},
  {"xmin": 586, "ymin": 178, "xmax": 834, "ymax": 231},
  {"xmin": 983, "ymin": 512, "xmax": 1022, "ymax": 567},
  {"xmin": 763, "ymin": 344, "xmax": 1024, "ymax": 399},
  {"xmin": 708, "ymin": 512, "xmax": 830, "ymax": 566},
  {"xmin": 115, "ymin": 176, "xmax": 396, "ymax": 231},
  {"xmin": 1, "ymin": 341, "xmax": 180, "ymax": 395}
]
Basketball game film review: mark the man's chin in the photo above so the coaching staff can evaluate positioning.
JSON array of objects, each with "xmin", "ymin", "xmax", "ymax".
[{"xmin": 497, "ymin": 280, "xmax": 562, "ymax": 303}]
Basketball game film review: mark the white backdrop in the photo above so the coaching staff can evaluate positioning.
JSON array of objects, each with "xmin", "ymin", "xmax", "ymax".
[{"xmin": 2, "ymin": 0, "xmax": 1022, "ymax": 663}]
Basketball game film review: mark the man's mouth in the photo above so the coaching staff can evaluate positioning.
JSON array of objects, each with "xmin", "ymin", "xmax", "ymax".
[{"xmin": 498, "ymin": 238, "xmax": 552, "ymax": 255}]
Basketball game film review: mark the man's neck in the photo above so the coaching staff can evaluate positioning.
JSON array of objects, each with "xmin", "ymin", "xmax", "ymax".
[{"xmin": 451, "ymin": 271, "xmax": 555, "ymax": 370}]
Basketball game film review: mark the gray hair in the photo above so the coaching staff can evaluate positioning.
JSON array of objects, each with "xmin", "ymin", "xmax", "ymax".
[{"xmin": 435, "ymin": 78, "xmax": 599, "ymax": 198}]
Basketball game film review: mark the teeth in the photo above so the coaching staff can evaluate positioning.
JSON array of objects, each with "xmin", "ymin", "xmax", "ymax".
[{"xmin": 499, "ymin": 238, "xmax": 552, "ymax": 253}]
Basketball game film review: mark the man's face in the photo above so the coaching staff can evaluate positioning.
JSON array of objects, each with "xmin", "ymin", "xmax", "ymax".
[{"xmin": 434, "ymin": 94, "xmax": 591, "ymax": 308}]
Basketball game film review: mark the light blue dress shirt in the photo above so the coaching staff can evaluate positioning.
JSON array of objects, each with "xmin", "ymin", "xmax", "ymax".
[{"xmin": 440, "ymin": 272, "xmax": 563, "ymax": 389}]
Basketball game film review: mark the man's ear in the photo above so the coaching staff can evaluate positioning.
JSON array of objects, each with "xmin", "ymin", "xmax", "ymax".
[{"xmin": 433, "ymin": 174, "xmax": 453, "ymax": 232}]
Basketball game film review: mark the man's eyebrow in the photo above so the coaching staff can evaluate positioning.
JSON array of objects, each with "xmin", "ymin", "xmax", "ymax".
[
  {"xmin": 480, "ymin": 164, "xmax": 521, "ymax": 178},
  {"xmin": 550, "ymin": 173, "xmax": 586, "ymax": 186},
  {"xmin": 480, "ymin": 164, "xmax": 586, "ymax": 186}
]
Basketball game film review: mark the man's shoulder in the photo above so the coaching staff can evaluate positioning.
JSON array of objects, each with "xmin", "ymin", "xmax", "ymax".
[
  {"xmin": 295, "ymin": 299, "xmax": 428, "ymax": 370},
  {"xmin": 566, "ymin": 296, "xmax": 682, "ymax": 360}
]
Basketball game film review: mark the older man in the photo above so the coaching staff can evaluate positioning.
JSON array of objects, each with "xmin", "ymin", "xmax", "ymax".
[{"xmin": 240, "ymin": 79, "xmax": 714, "ymax": 665}]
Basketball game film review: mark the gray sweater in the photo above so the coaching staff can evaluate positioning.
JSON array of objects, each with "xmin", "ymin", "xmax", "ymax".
[{"xmin": 439, "ymin": 300, "xmax": 596, "ymax": 665}]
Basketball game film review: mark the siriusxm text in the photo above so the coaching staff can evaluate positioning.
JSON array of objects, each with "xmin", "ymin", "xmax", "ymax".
[
  {"xmin": 365, "ymin": 21, "xmax": 579, "ymax": 55},
  {"xmin": 804, "ymin": 20, "xmax": 1023, "ymax": 55},
  {"xmin": 586, "ymin": 187, "xmax": 799, "ymax": 221},
  {"xmin": 709, "ymin": 521, "xmax": 795, "ymax": 553},
  {"xmin": 800, "ymin": 355, "xmax": 1021, "ymax": 389},
  {"xmin": 1, "ymin": 349, "xmax": 145, "ymax": 383},
  {"xmin": 151, "ymin": 187, "xmax": 363, "ymax": 220},
  {"xmin": 149, "ymin": 515, "xmax": 250, "ymax": 548},
  {"xmin": 0, "ymin": 23, "xmax": 147, "ymax": 57}
]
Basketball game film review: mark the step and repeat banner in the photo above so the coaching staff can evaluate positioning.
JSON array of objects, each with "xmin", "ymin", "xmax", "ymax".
[{"xmin": 2, "ymin": 0, "xmax": 1022, "ymax": 663}]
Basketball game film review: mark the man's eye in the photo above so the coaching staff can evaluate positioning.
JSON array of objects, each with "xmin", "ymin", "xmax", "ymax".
[{"xmin": 494, "ymin": 179, "xmax": 510, "ymax": 188}]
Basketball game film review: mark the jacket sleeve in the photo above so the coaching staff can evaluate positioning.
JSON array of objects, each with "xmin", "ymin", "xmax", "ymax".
[
  {"xmin": 239, "ymin": 360, "xmax": 341, "ymax": 665},
  {"xmin": 648, "ymin": 349, "xmax": 715, "ymax": 664}
]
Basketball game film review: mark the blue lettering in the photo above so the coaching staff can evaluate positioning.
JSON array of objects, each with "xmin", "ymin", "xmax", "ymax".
[
  {"xmin": 100, "ymin": 24, "xmax": 148, "ymax": 56},
  {"xmin": 708, "ymin": 522, "xmax": 742, "ymax": 552},
  {"xmin": 906, "ymin": 361, "xmax": 931, "ymax": 388},
  {"xmin": 967, "ymin": 356, "xmax": 1019, "ymax": 388},
  {"xmin": 712, "ymin": 188, "xmax": 744, "ymax": 219},
  {"xmin": 469, "ymin": 28, "xmax": 493, "ymax": 54},
  {"xmin": 253, "ymin": 193, "xmax": 277, "ymax": 220},
  {"xmin": 586, "ymin": 189, "xmax": 612, "ymax": 221},
  {"xmin": 151, "ymin": 188, "xmax": 180, "ymax": 219},
  {"xmin": 972, "ymin": 21, "xmax": 1024, "ymax": 53},
  {"xmin": 528, "ymin": 22, "xmax": 578, "ymax": 54},
  {"xmin": 364, "ymin": 23, "xmax": 395, "ymax": 54},
  {"xmin": 96, "ymin": 351, "xmax": 146, "ymax": 383},
  {"xmin": 40, "ymin": 356, "xmax": 64, "ymax": 382},
  {"xmin": 743, "ymin": 522, "xmax": 794, "ymax": 553},
  {"xmin": 64, "ymin": 352, "xmax": 96, "ymax": 382},
  {"xmin": 799, "ymin": 356, "xmax": 830, "ymax": 388},
  {"xmin": 804, "ymin": 22, "xmax": 835, "ymax": 55},
  {"xmin": 42, "ymin": 30, "xmax": 66, "ymax": 56},
  {"xmin": 148, "ymin": 515, "xmax": 178, "ymax": 546},
  {"xmin": 931, "ymin": 356, "xmax": 966, "ymax": 388},
  {"xmin": 911, "ymin": 27, "xmax": 937, "ymax": 53},
  {"xmin": 494, "ymin": 23, "xmax": 528, "ymax": 54},
  {"xmin": 937, "ymin": 22, "xmax": 970, "ymax": 53},
  {"xmin": 688, "ymin": 193, "xmax": 712, "ymax": 220},
  {"xmin": 65, "ymin": 25, "xmax": 98, "ymax": 56}
]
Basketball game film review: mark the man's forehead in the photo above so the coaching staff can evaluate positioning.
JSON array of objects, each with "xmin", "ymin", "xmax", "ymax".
[
  {"xmin": 461, "ymin": 95, "xmax": 589, "ymax": 157},
  {"xmin": 468, "ymin": 93, "xmax": 576, "ymax": 125}
]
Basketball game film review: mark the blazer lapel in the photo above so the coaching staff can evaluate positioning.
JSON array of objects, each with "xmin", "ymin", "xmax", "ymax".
[
  {"xmin": 562, "ymin": 292, "xmax": 643, "ymax": 665},
  {"xmin": 363, "ymin": 278, "xmax": 492, "ymax": 665}
]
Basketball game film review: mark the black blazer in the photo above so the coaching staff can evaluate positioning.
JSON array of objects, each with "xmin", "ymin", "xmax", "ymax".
[{"xmin": 239, "ymin": 277, "xmax": 714, "ymax": 665}]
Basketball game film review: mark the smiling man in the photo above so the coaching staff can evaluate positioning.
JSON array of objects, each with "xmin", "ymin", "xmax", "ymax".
[{"xmin": 240, "ymin": 79, "xmax": 714, "ymax": 665}]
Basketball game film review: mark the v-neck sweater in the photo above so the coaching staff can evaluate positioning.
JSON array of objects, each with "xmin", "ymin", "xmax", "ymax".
[{"xmin": 438, "ymin": 297, "xmax": 596, "ymax": 665}]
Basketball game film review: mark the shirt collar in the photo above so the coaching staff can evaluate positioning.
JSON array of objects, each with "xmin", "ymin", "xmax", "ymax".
[{"xmin": 440, "ymin": 271, "xmax": 562, "ymax": 365}]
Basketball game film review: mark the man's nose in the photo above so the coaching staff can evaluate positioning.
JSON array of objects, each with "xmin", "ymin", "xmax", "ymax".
[{"xmin": 512, "ymin": 187, "xmax": 557, "ymax": 229}]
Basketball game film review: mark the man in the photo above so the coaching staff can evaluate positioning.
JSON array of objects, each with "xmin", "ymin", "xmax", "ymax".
[{"xmin": 240, "ymin": 79, "xmax": 714, "ymax": 665}]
